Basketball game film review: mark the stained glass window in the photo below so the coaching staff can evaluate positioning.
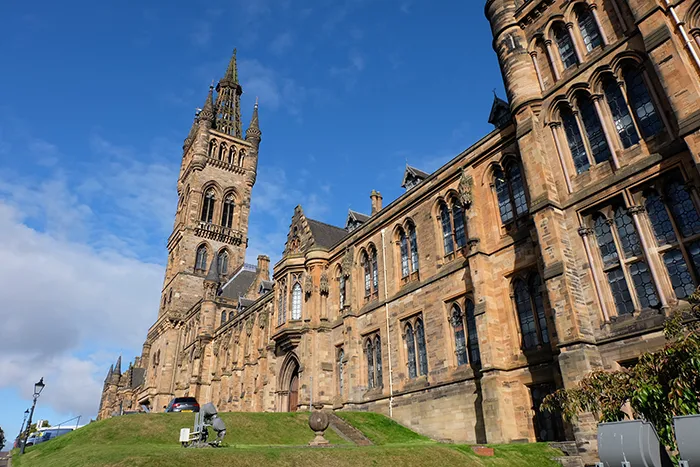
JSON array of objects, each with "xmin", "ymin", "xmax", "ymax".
[
  {"xmin": 409, "ymin": 223, "xmax": 419, "ymax": 273},
  {"xmin": 555, "ymin": 25, "xmax": 578, "ymax": 69},
  {"xmin": 614, "ymin": 207, "xmax": 643, "ymax": 258},
  {"xmin": 645, "ymin": 191, "xmax": 677, "ymax": 245},
  {"xmin": 666, "ymin": 182, "xmax": 700, "ymax": 238},
  {"xmin": 495, "ymin": 167, "xmax": 514, "ymax": 223},
  {"xmin": 451, "ymin": 305, "xmax": 468, "ymax": 366},
  {"xmin": 338, "ymin": 349, "xmax": 344, "ymax": 395},
  {"xmin": 218, "ymin": 250, "xmax": 229, "ymax": 276},
  {"xmin": 405, "ymin": 324, "xmax": 417, "ymax": 379},
  {"xmin": 441, "ymin": 203, "xmax": 454, "ymax": 254},
  {"xmin": 578, "ymin": 7, "xmax": 602, "ymax": 52},
  {"xmin": 593, "ymin": 215, "xmax": 618, "ymax": 267},
  {"xmin": 465, "ymin": 300, "xmax": 481, "ymax": 365},
  {"xmin": 400, "ymin": 229, "xmax": 410, "ymax": 278},
  {"xmin": 371, "ymin": 248, "xmax": 379, "ymax": 292},
  {"xmin": 607, "ymin": 267, "xmax": 634, "ymax": 314},
  {"xmin": 339, "ymin": 273, "xmax": 346, "ymax": 308},
  {"xmin": 604, "ymin": 78, "xmax": 640, "ymax": 148},
  {"xmin": 629, "ymin": 261, "xmax": 659, "ymax": 308},
  {"xmin": 416, "ymin": 319, "xmax": 428, "ymax": 376},
  {"xmin": 663, "ymin": 249, "xmax": 695, "ymax": 300},
  {"xmin": 363, "ymin": 252, "xmax": 371, "ymax": 297},
  {"xmin": 561, "ymin": 108, "xmax": 590, "ymax": 173},
  {"xmin": 453, "ymin": 202, "xmax": 467, "ymax": 248},
  {"xmin": 623, "ymin": 68, "xmax": 663, "ymax": 139},
  {"xmin": 579, "ymin": 96, "xmax": 611, "ymax": 164}
]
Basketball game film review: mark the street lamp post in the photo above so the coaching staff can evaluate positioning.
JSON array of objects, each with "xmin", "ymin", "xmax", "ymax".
[
  {"xmin": 16, "ymin": 409, "xmax": 30, "ymax": 447},
  {"xmin": 19, "ymin": 378, "xmax": 45, "ymax": 455}
]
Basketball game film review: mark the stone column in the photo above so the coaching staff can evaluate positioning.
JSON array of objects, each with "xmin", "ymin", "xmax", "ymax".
[
  {"xmin": 628, "ymin": 205, "xmax": 669, "ymax": 308},
  {"xmin": 549, "ymin": 123, "xmax": 573, "ymax": 193},
  {"xmin": 589, "ymin": 4, "xmax": 609, "ymax": 46},
  {"xmin": 544, "ymin": 40, "xmax": 562, "ymax": 80},
  {"xmin": 592, "ymin": 95, "xmax": 620, "ymax": 168},
  {"xmin": 566, "ymin": 23, "xmax": 584, "ymax": 64},
  {"xmin": 578, "ymin": 227, "xmax": 610, "ymax": 322},
  {"xmin": 530, "ymin": 51, "xmax": 545, "ymax": 91}
]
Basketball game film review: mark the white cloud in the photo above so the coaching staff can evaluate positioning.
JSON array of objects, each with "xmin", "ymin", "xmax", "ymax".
[
  {"xmin": 269, "ymin": 32, "xmax": 294, "ymax": 55},
  {"xmin": 0, "ymin": 202, "xmax": 163, "ymax": 417}
]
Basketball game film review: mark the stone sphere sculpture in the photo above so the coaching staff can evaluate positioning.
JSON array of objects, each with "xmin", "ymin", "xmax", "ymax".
[{"xmin": 308, "ymin": 405, "xmax": 330, "ymax": 446}]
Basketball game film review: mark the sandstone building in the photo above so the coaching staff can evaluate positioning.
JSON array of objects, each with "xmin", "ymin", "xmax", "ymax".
[{"xmin": 99, "ymin": 0, "xmax": 700, "ymax": 460}]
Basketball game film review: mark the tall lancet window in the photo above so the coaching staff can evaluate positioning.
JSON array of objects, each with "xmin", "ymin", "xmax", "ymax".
[
  {"xmin": 201, "ymin": 189, "xmax": 216, "ymax": 223},
  {"xmin": 195, "ymin": 245, "xmax": 208, "ymax": 272},
  {"xmin": 291, "ymin": 283, "xmax": 302, "ymax": 320},
  {"xmin": 554, "ymin": 24, "xmax": 578, "ymax": 69},
  {"xmin": 577, "ymin": 6, "xmax": 603, "ymax": 52},
  {"xmin": 218, "ymin": 250, "xmax": 229, "ymax": 276},
  {"xmin": 222, "ymin": 194, "xmax": 235, "ymax": 228}
]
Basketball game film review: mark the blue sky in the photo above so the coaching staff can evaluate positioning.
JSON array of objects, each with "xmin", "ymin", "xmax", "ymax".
[{"xmin": 0, "ymin": 0, "xmax": 504, "ymax": 443}]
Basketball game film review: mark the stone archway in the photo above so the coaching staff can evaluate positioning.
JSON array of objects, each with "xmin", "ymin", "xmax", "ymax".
[{"xmin": 277, "ymin": 352, "xmax": 301, "ymax": 412}]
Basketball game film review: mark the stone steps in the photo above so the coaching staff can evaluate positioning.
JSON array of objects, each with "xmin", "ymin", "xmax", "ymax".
[
  {"xmin": 549, "ymin": 441, "xmax": 585, "ymax": 467},
  {"xmin": 328, "ymin": 413, "xmax": 373, "ymax": 446}
]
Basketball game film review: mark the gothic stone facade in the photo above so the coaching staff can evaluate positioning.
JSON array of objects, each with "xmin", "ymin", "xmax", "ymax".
[{"xmin": 99, "ymin": 1, "xmax": 700, "ymax": 461}]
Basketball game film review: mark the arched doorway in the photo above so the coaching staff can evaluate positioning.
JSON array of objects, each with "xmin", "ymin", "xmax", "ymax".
[
  {"xmin": 277, "ymin": 353, "xmax": 301, "ymax": 412},
  {"xmin": 288, "ymin": 368, "xmax": 299, "ymax": 412}
]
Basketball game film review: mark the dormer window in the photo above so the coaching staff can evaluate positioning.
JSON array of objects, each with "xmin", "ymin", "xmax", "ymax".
[{"xmin": 401, "ymin": 165, "xmax": 429, "ymax": 191}]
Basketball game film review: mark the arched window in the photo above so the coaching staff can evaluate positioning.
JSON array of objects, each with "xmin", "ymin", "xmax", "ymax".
[
  {"xmin": 494, "ymin": 167, "xmax": 514, "ymax": 223},
  {"xmin": 374, "ymin": 335, "xmax": 383, "ymax": 387},
  {"xmin": 365, "ymin": 339, "xmax": 375, "ymax": 389},
  {"xmin": 644, "ymin": 179, "xmax": 700, "ymax": 299},
  {"xmin": 221, "ymin": 310, "xmax": 227, "ymax": 324},
  {"xmin": 578, "ymin": 95, "xmax": 611, "ymax": 164},
  {"xmin": 222, "ymin": 194, "xmax": 235, "ymax": 228},
  {"xmin": 622, "ymin": 67, "xmax": 663, "ymax": 139},
  {"xmin": 404, "ymin": 323, "xmax": 417, "ymax": 379},
  {"xmin": 218, "ymin": 143, "xmax": 226, "ymax": 161},
  {"xmin": 218, "ymin": 250, "xmax": 229, "ymax": 276},
  {"xmin": 228, "ymin": 146, "xmax": 236, "ymax": 165},
  {"xmin": 554, "ymin": 23, "xmax": 578, "ymax": 69},
  {"xmin": 278, "ymin": 279, "xmax": 287, "ymax": 325},
  {"xmin": 451, "ymin": 304, "xmax": 468, "ymax": 366},
  {"xmin": 603, "ymin": 77, "xmax": 640, "ymax": 149},
  {"xmin": 577, "ymin": 6, "xmax": 602, "ymax": 52},
  {"xmin": 291, "ymin": 283, "xmax": 302, "ymax": 320},
  {"xmin": 561, "ymin": 107, "xmax": 590, "ymax": 173},
  {"xmin": 408, "ymin": 222, "xmax": 419, "ymax": 273},
  {"xmin": 440, "ymin": 203, "xmax": 454, "ymax": 255},
  {"xmin": 452, "ymin": 202, "xmax": 467, "ymax": 248},
  {"xmin": 399, "ymin": 228, "xmax": 410, "ymax": 278},
  {"xmin": 371, "ymin": 247, "xmax": 378, "ymax": 295},
  {"xmin": 513, "ymin": 275, "xmax": 550, "ymax": 350},
  {"xmin": 239, "ymin": 149, "xmax": 246, "ymax": 167},
  {"xmin": 195, "ymin": 245, "xmax": 208, "ymax": 272},
  {"xmin": 415, "ymin": 319, "xmax": 428, "ymax": 376},
  {"xmin": 494, "ymin": 162, "xmax": 529, "ymax": 224},
  {"xmin": 338, "ymin": 269, "xmax": 347, "ymax": 309},
  {"xmin": 338, "ymin": 349, "xmax": 345, "ymax": 395},
  {"xmin": 201, "ymin": 189, "xmax": 216, "ymax": 223},
  {"xmin": 208, "ymin": 140, "xmax": 216, "ymax": 158},
  {"xmin": 362, "ymin": 251, "xmax": 371, "ymax": 298},
  {"xmin": 465, "ymin": 299, "xmax": 481, "ymax": 365}
]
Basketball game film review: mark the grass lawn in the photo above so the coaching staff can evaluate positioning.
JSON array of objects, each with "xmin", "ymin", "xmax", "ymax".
[{"xmin": 12, "ymin": 412, "xmax": 564, "ymax": 467}]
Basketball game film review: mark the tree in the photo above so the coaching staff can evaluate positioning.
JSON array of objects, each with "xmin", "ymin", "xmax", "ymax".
[
  {"xmin": 542, "ymin": 289, "xmax": 700, "ymax": 452},
  {"xmin": 0, "ymin": 426, "xmax": 5, "ymax": 451}
]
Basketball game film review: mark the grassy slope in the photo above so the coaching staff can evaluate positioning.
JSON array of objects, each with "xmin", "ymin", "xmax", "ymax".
[{"xmin": 13, "ymin": 412, "xmax": 563, "ymax": 467}]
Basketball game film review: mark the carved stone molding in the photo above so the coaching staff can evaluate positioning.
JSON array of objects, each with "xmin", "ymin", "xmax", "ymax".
[
  {"xmin": 458, "ymin": 168, "xmax": 474, "ymax": 208},
  {"xmin": 319, "ymin": 271, "xmax": 330, "ymax": 295},
  {"xmin": 341, "ymin": 247, "xmax": 354, "ymax": 276}
]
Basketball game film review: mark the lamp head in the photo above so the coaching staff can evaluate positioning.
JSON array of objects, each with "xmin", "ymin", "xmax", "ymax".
[{"xmin": 34, "ymin": 377, "xmax": 45, "ymax": 396}]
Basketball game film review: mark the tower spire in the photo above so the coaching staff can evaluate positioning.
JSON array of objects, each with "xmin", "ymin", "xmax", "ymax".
[
  {"xmin": 246, "ymin": 98, "xmax": 261, "ymax": 142},
  {"xmin": 199, "ymin": 85, "xmax": 216, "ymax": 125},
  {"xmin": 215, "ymin": 48, "xmax": 243, "ymax": 137}
]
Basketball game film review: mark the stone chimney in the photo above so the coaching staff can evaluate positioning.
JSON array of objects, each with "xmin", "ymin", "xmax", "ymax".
[
  {"xmin": 257, "ymin": 254, "xmax": 270, "ymax": 280},
  {"xmin": 370, "ymin": 190, "xmax": 383, "ymax": 215}
]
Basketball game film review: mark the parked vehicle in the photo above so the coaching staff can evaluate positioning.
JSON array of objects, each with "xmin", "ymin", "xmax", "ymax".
[
  {"xmin": 24, "ymin": 427, "xmax": 74, "ymax": 446},
  {"xmin": 165, "ymin": 397, "xmax": 200, "ymax": 413}
]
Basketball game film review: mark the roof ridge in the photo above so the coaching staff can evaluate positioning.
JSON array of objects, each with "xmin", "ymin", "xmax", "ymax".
[{"xmin": 307, "ymin": 217, "xmax": 345, "ymax": 231}]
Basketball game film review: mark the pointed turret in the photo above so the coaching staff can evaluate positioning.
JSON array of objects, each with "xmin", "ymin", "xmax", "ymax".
[
  {"xmin": 245, "ymin": 99, "xmax": 261, "ymax": 142},
  {"xmin": 114, "ymin": 356, "xmax": 122, "ymax": 375},
  {"xmin": 205, "ymin": 253, "xmax": 220, "ymax": 283},
  {"xmin": 182, "ymin": 110, "xmax": 200, "ymax": 152},
  {"xmin": 104, "ymin": 364, "xmax": 114, "ymax": 383},
  {"xmin": 215, "ymin": 49, "xmax": 243, "ymax": 137},
  {"xmin": 199, "ymin": 85, "xmax": 216, "ymax": 125}
]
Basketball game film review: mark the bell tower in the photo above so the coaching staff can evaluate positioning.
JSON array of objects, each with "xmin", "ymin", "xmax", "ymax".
[{"xmin": 159, "ymin": 48, "xmax": 262, "ymax": 322}]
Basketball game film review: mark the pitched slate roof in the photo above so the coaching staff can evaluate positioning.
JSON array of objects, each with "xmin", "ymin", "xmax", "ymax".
[
  {"xmin": 488, "ymin": 94, "xmax": 512, "ymax": 128},
  {"xmin": 307, "ymin": 218, "xmax": 348, "ymax": 249},
  {"xmin": 259, "ymin": 280, "xmax": 274, "ymax": 294},
  {"xmin": 401, "ymin": 165, "xmax": 430, "ymax": 189},
  {"xmin": 220, "ymin": 264, "xmax": 258, "ymax": 300}
]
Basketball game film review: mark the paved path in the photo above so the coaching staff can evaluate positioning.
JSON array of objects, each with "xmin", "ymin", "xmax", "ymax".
[{"xmin": 0, "ymin": 451, "xmax": 11, "ymax": 467}]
